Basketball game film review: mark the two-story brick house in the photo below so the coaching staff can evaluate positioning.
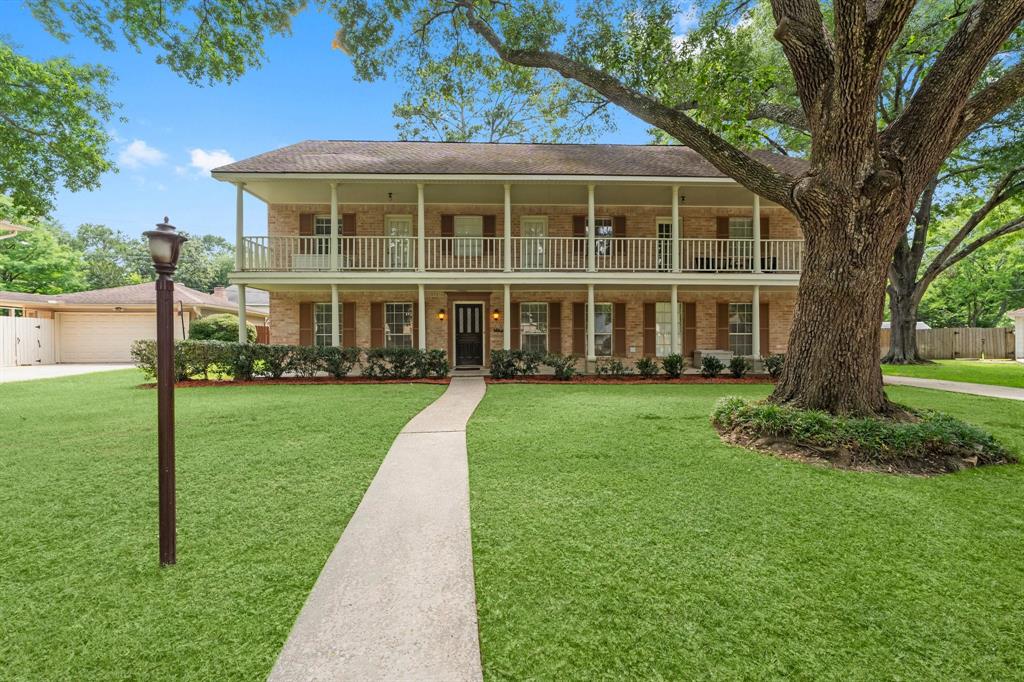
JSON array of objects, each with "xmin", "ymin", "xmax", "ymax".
[{"xmin": 213, "ymin": 140, "xmax": 805, "ymax": 370}]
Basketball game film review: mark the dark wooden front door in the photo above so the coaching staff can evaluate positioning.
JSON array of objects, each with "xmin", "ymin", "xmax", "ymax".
[{"xmin": 454, "ymin": 303, "xmax": 484, "ymax": 366}]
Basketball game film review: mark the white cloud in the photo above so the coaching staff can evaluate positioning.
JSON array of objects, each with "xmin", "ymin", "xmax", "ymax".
[
  {"xmin": 189, "ymin": 148, "xmax": 235, "ymax": 175},
  {"xmin": 119, "ymin": 139, "xmax": 166, "ymax": 169}
]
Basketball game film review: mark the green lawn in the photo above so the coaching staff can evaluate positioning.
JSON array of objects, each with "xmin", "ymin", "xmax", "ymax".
[
  {"xmin": 467, "ymin": 384, "xmax": 1024, "ymax": 680},
  {"xmin": 883, "ymin": 358, "xmax": 1024, "ymax": 388},
  {"xmin": 0, "ymin": 370, "xmax": 442, "ymax": 681}
]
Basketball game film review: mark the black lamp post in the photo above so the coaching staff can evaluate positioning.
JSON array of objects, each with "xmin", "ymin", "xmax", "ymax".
[{"xmin": 144, "ymin": 217, "xmax": 187, "ymax": 566}]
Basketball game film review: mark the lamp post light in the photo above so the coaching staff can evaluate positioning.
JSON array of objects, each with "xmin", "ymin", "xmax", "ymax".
[{"xmin": 143, "ymin": 217, "xmax": 187, "ymax": 566}]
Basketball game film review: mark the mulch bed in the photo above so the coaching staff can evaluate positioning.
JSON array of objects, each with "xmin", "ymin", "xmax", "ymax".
[
  {"xmin": 139, "ymin": 377, "xmax": 451, "ymax": 388},
  {"xmin": 486, "ymin": 375, "xmax": 774, "ymax": 385}
]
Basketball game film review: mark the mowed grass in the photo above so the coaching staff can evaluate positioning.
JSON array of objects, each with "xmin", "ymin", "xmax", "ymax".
[
  {"xmin": 883, "ymin": 358, "xmax": 1024, "ymax": 388},
  {"xmin": 0, "ymin": 370, "xmax": 442, "ymax": 681},
  {"xmin": 467, "ymin": 384, "xmax": 1024, "ymax": 680}
]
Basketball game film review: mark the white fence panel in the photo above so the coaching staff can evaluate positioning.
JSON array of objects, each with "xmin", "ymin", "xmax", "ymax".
[
  {"xmin": 1, "ymin": 317, "xmax": 56, "ymax": 366},
  {"xmin": 0, "ymin": 317, "xmax": 15, "ymax": 367}
]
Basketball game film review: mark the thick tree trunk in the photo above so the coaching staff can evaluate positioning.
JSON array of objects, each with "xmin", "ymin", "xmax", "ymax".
[
  {"xmin": 771, "ymin": 204, "xmax": 907, "ymax": 416},
  {"xmin": 882, "ymin": 284, "xmax": 927, "ymax": 364}
]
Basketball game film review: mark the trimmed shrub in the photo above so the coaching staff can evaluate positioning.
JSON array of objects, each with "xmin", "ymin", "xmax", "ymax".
[
  {"xmin": 130, "ymin": 339, "xmax": 158, "ymax": 380},
  {"xmin": 222, "ymin": 342, "xmax": 259, "ymax": 380},
  {"xmin": 544, "ymin": 353, "xmax": 578, "ymax": 381},
  {"xmin": 363, "ymin": 347, "xmax": 421, "ymax": 378},
  {"xmin": 287, "ymin": 345, "xmax": 325, "ymax": 378},
  {"xmin": 762, "ymin": 353, "xmax": 785, "ymax": 379},
  {"xmin": 189, "ymin": 313, "xmax": 257, "ymax": 343},
  {"xmin": 255, "ymin": 344, "xmax": 292, "ymax": 379},
  {"xmin": 596, "ymin": 358, "xmax": 631, "ymax": 376},
  {"xmin": 711, "ymin": 397, "xmax": 1016, "ymax": 473},
  {"xmin": 489, "ymin": 349, "xmax": 543, "ymax": 379},
  {"xmin": 635, "ymin": 357, "xmax": 659, "ymax": 377},
  {"xmin": 728, "ymin": 355, "xmax": 751, "ymax": 378},
  {"xmin": 322, "ymin": 346, "xmax": 361, "ymax": 379},
  {"xmin": 661, "ymin": 353, "xmax": 684, "ymax": 378},
  {"xmin": 417, "ymin": 349, "xmax": 450, "ymax": 378},
  {"xmin": 700, "ymin": 355, "xmax": 725, "ymax": 378}
]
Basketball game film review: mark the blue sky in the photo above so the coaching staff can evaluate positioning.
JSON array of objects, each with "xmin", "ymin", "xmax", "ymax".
[{"xmin": 4, "ymin": 3, "xmax": 651, "ymax": 241}]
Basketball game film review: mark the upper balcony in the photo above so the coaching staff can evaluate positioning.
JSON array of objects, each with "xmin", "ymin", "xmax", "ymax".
[{"xmin": 238, "ymin": 235, "xmax": 804, "ymax": 274}]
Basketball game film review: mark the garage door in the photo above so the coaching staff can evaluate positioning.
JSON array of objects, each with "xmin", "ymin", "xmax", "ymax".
[{"xmin": 59, "ymin": 313, "xmax": 186, "ymax": 363}]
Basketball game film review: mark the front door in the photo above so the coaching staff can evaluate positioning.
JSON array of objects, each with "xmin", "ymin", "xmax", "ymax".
[
  {"xmin": 520, "ymin": 217, "xmax": 548, "ymax": 270},
  {"xmin": 454, "ymin": 303, "xmax": 484, "ymax": 367}
]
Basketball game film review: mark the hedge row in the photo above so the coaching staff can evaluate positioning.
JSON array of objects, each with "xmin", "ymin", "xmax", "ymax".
[
  {"xmin": 490, "ymin": 350, "xmax": 786, "ymax": 380},
  {"xmin": 130, "ymin": 340, "xmax": 449, "ymax": 381}
]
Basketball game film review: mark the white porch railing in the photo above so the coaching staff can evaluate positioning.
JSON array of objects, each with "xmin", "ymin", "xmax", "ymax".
[
  {"xmin": 239, "ymin": 235, "xmax": 804, "ymax": 274},
  {"xmin": 424, "ymin": 236, "xmax": 503, "ymax": 271}
]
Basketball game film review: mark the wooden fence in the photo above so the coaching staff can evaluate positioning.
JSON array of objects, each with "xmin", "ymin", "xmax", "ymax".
[
  {"xmin": 880, "ymin": 327, "xmax": 1016, "ymax": 359},
  {"xmin": 254, "ymin": 325, "xmax": 270, "ymax": 344}
]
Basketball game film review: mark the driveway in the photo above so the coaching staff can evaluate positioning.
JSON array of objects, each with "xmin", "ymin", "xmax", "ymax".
[{"xmin": 0, "ymin": 364, "xmax": 132, "ymax": 384}]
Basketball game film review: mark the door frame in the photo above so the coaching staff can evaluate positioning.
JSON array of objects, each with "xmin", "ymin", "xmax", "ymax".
[
  {"xmin": 519, "ymin": 215, "xmax": 549, "ymax": 270},
  {"xmin": 452, "ymin": 301, "xmax": 485, "ymax": 368},
  {"xmin": 445, "ymin": 292, "xmax": 492, "ymax": 367}
]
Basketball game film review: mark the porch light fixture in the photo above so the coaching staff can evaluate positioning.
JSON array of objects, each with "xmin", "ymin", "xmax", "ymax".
[
  {"xmin": 491, "ymin": 308, "xmax": 501, "ymax": 321},
  {"xmin": 437, "ymin": 308, "xmax": 447, "ymax": 321},
  {"xmin": 142, "ymin": 217, "xmax": 187, "ymax": 567}
]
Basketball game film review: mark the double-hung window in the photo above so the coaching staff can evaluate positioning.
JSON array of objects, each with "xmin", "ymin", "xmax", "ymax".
[
  {"xmin": 729, "ymin": 217, "xmax": 754, "ymax": 239},
  {"xmin": 454, "ymin": 216, "xmax": 483, "ymax": 257},
  {"xmin": 655, "ymin": 302, "xmax": 684, "ymax": 357},
  {"xmin": 385, "ymin": 302, "xmax": 414, "ymax": 348},
  {"xmin": 729, "ymin": 303, "xmax": 754, "ymax": 356},
  {"xmin": 592, "ymin": 303, "xmax": 613, "ymax": 356},
  {"xmin": 520, "ymin": 303, "xmax": 548, "ymax": 353},
  {"xmin": 313, "ymin": 302, "xmax": 338, "ymax": 347},
  {"xmin": 593, "ymin": 217, "xmax": 614, "ymax": 256}
]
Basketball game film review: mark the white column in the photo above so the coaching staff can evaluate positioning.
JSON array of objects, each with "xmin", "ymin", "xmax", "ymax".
[
  {"xmin": 503, "ymin": 284, "xmax": 511, "ymax": 350},
  {"xmin": 586, "ymin": 284, "xmax": 596, "ymax": 361},
  {"xmin": 330, "ymin": 284, "xmax": 340, "ymax": 347},
  {"xmin": 237, "ymin": 284, "xmax": 247, "ymax": 343},
  {"xmin": 752, "ymin": 194, "xmax": 762, "ymax": 274},
  {"xmin": 234, "ymin": 182, "xmax": 245, "ymax": 270},
  {"xmin": 587, "ymin": 184, "xmax": 596, "ymax": 273},
  {"xmin": 671, "ymin": 184, "xmax": 680, "ymax": 273},
  {"xmin": 752, "ymin": 285, "xmax": 761, "ymax": 359},
  {"xmin": 417, "ymin": 284, "xmax": 426, "ymax": 350},
  {"xmin": 417, "ymin": 183, "xmax": 426, "ymax": 272},
  {"xmin": 671, "ymin": 284, "xmax": 680, "ymax": 355},
  {"xmin": 503, "ymin": 183, "xmax": 512, "ymax": 273},
  {"xmin": 330, "ymin": 183, "xmax": 339, "ymax": 271}
]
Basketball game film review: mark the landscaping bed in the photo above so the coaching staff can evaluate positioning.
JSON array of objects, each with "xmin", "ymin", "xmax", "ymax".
[
  {"xmin": 486, "ymin": 374, "xmax": 772, "ymax": 385},
  {"xmin": 712, "ymin": 396, "xmax": 1017, "ymax": 475},
  {"xmin": 143, "ymin": 376, "xmax": 450, "ymax": 388}
]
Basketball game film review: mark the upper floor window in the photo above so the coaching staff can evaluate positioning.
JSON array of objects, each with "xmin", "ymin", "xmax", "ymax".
[
  {"xmin": 385, "ymin": 302, "xmax": 414, "ymax": 348},
  {"xmin": 729, "ymin": 217, "xmax": 754, "ymax": 239},
  {"xmin": 520, "ymin": 303, "xmax": 548, "ymax": 353},
  {"xmin": 454, "ymin": 216, "xmax": 483, "ymax": 257},
  {"xmin": 729, "ymin": 303, "xmax": 754, "ymax": 356},
  {"xmin": 593, "ymin": 217, "xmax": 614, "ymax": 256}
]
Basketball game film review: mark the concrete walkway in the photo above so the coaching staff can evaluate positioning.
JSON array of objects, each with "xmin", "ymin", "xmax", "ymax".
[
  {"xmin": 269, "ymin": 377, "xmax": 487, "ymax": 682},
  {"xmin": 0, "ymin": 363, "xmax": 131, "ymax": 384},
  {"xmin": 884, "ymin": 374, "xmax": 1024, "ymax": 401}
]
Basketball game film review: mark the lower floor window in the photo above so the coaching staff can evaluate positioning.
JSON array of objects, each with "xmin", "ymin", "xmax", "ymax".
[
  {"xmin": 655, "ymin": 302, "xmax": 684, "ymax": 357},
  {"xmin": 592, "ymin": 303, "xmax": 613, "ymax": 356},
  {"xmin": 314, "ymin": 302, "xmax": 337, "ymax": 346},
  {"xmin": 729, "ymin": 303, "xmax": 753, "ymax": 356},
  {"xmin": 520, "ymin": 302, "xmax": 548, "ymax": 353},
  {"xmin": 385, "ymin": 302, "xmax": 414, "ymax": 348}
]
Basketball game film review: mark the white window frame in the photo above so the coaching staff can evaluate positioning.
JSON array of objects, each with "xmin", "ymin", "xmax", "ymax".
[
  {"xmin": 313, "ymin": 302, "xmax": 336, "ymax": 347},
  {"xmin": 591, "ymin": 302, "xmax": 613, "ymax": 357},
  {"xmin": 592, "ymin": 216, "xmax": 614, "ymax": 256},
  {"xmin": 454, "ymin": 215, "xmax": 484, "ymax": 257},
  {"xmin": 385, "ymin": 302, "xmax": 414, "ymax": 348},
  {"xmin": 728, "ymin": 216, "xmax": 754, "ymax": 239},
  {"xmin": 0, "ymin": 306, "xmax": 24, "ymax": 317},
  {"xmin": 656, "ymin": 217, "xmax": 675, "ymax": 271},
  {"xmin": 519, "ymin": 302, "xmax": 549, "ymax": 353},
  {"xmin": 655, "ymin": 302, "xmax": 684, "ymax": 357},
  {"xmin": 729, "ymin": 302, "xmax": 754, "ymax": 356}
]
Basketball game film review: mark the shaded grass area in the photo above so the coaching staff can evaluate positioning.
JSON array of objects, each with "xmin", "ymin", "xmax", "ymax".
[
  {"xmin": 467, "ymin": 384, "xmax": 1024, "ymax": 680},
  {"xmin": 0, "ymin": 370, "xmax": 442, "ymax": 681},
  {"xmin": 883, "ymin": 359, "xmax": 1024, "ymax": 389}
]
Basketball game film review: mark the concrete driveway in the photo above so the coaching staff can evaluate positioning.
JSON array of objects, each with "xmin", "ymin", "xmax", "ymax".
[{"xmin": 0, "ymin": 364, "xmax": 132, "ymax": 384}]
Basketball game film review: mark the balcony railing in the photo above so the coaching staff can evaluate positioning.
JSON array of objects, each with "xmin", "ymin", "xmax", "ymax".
[{"xmin": 239, "ymin": 236, "xmax": 804, "ymax": 274}]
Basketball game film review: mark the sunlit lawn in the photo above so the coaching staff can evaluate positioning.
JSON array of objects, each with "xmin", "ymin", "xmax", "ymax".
[
  {"xmin": 468, "ymin": 384, "xmax": 1024, "ymax": 680},
  {"xmin": 0, "ymin": 370, "xmax": 442, "ymax": 681},
  {"xmin": 883, "ymin": 358, "xmax": 1024, "ymax": 388}
]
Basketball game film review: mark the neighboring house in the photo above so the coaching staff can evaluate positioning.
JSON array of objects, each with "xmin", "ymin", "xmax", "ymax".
[
  {"xmin": 217, "ymin": 285, "xmax": 271, "ymax": 318},
  {"xmin": 0, "ymin": 283, "xmax": 268, "ymax": 365},
  {"xmin": 1011, "ymin": 308, "xmax": 1024, "ymax": 363},
  {"xmin": 212, "ymin": 140, "xmax": 806, "ymax": 369},
  {"xmin": 881, "ymin": 321, "xmax": 931, "ymax": 330}
]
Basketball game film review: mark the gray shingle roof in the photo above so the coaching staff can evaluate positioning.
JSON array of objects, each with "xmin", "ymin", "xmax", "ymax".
[
  {"xmin": 213, "ymin": 140, "xmax": 806, "ymax": 178},
  {"xmin": 2, "ymin": 283, "xmax": 266, "ymax": 316}
]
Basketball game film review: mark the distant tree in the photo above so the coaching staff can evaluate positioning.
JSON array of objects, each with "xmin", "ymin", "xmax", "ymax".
[
  {"xmin": 136, "ymin": 232, "xmax": 235, "ymax": 293},
  {"xmin": 71, "ymin": 223, "xmax": 149, "ymax": 289},
  {"xmin": 0, "ymin": 41, "xmax": 117, "ymax": 215},
  {"xmin": 0, "ymin": 222, "xmax": 84, "ymax": 293}
]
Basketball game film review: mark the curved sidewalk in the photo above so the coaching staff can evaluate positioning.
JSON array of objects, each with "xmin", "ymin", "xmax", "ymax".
[
  {"xmin": 269, "ymin": 377, "xmax": 487, "ymax": 682},
  {"xmin": 884, "ymin": 374, "xmax": 1024, "ymax": 401}
]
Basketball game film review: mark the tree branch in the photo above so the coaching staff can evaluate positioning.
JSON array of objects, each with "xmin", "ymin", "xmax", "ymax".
[
  {"xmin": 461, "ymin": 3, "xmax": 797, "ymax": 206},
  {"xmin": 954, "ymin": 62, "xmax": 1024, "ymax": 143},
  {"xmin": 748, "ymin": 102, "xmax": 810, "ymax": 132},
  {"xmin": 769, "ymin": 0, "xmax": 835, "ymax": 130}
]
